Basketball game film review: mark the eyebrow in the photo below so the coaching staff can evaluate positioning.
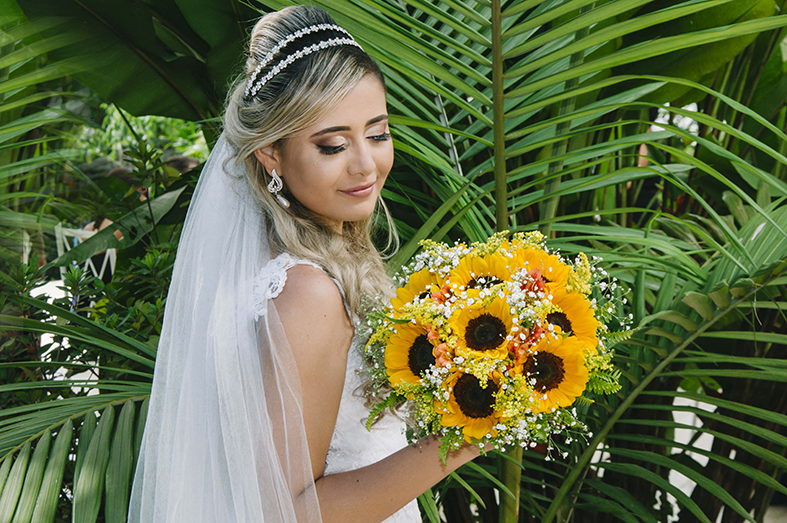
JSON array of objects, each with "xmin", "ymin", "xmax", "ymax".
[{"xmin": 309, "ymin": 114, "xmax": 388, "ymax": 138}]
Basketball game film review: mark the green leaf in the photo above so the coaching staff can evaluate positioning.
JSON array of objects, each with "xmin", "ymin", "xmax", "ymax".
[
  {"xmin": 462, "ymin": 461, "xmax": 516, "ymax": 501},
  {"xmin": 707, "ymin": 280, "xmax": 731, "ymax": 309},
  {"xmin": 30, "ymin": 420, "xmax": 73, "ymax": 523},
  {"xmin": 657, "ymin": 310, "xmax": 699, "ymax": 332},
  {"xmin": 16, "ymin": 1, "xmax": 213, "ymax": 123},
  {"xmin": 42, "ymin": 186, "xmax": 186, "ymax": 271},
  {"xmin": 596, "ymin": 462, "xmax": 712, "ymax": 523},
  {"xmin": 449, "ymin": 471, "xmax": 486, "ymax": 509},
  {"xmin": 104, "ymin": 401, "xmax": 136, "ymax": 523},
  {"xmin": 417, "ymin": 488, "xmax": 440, "ymax": 523},
  {"xmin": 681, "ymin": 291, "xmax": 716, "ymax": 320},
  {"xmin": 388, "ymin": 175, "xmax": 481, "ymax": 267},
  {"xmin": 73, "ymin": 406, "xmax": 116, "ymax": 523},
  {"xmin": 0, "ymin": 442, "xmax": 31, "ymax": 522},
  {"xmin": 730, "ymin": 277, "xmax": 755, "ymax": 297},
  {"xmin": 9, "ymin": 430, "xmax": 50, "ymax": 523},
  {"xmin": 133, "ymin": 397, "xmax": 149, "ymax": 468},
  {"xmin": 604, "ymin": 448, "xmax": 756, "ymax": 522},
  {"xmin": 608, "ymin": 433, "xmax": 787, "ymax": 498},
  {"xmin": 574, "ymin": 492, "xmax": 640, "ymax": 523},
  {"xmin": 76, "ymin": 415, "xmax": 99, "ymax": 483},
  {"xmin": 584, "ymin": 479, "xmax": 659, "ymax": 523},
  {"xmin": 697, "ymin": 331, "xmax": 787, "ymax": 345},
  {"xmin": 0, "ymin": 457, "xmax": 12, "ymax": 496},
  {"xmin": 643, "ymin": 327, "xmax": 683, "ymax": 344}
]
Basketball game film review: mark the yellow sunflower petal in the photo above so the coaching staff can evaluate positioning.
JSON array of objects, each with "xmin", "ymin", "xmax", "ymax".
[
  {"xmin": 439, "ymin": 372, "xmax": 501, "ymax": 439},
  {"xmin": 463, "ymin": 417, "xmax": 496, "ymax": 440},
  {"xmin": 549, "ymin": 292, "xmax": 599, "ymax": 349},
  {"xmin": 511, "ymin": 247, "xmax": 570, "ymax": 294},
  {"xmin": 391, "ymin": 269, "xmax": 444, "ymax": 311},
  {"xmin": 524, "ymin": 336, "xmax": 588, "ymax": 413},
  {"xmin": 450, "ymin": 297, "xmax": 513, "ymax": 361},
  {"xmin": 441, "ymin": 412, "xmax": 465, "ymax": 427},
  {"xmin": 448, "ymin": 252, "xmax": 512, "ymax": 296},
  {"xmin": 384, "ymin": 323, "xmax": 437, "ymax": 384}
]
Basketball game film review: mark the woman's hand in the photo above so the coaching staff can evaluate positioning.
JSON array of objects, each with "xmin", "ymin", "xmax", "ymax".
[{"xmin": 313, "ymin": 434, "xmax": 488, "ymax": 523}]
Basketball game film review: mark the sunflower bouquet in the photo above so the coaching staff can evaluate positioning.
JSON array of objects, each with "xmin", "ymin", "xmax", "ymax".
[{"xmin": 362, "ymin": 230, "xmax": 629, "ymax": 460}]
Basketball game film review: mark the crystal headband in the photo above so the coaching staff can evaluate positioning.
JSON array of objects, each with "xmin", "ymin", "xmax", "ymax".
[{"xmin": 244, "ymin": 23, "xmax": 364, "ymax": 99}]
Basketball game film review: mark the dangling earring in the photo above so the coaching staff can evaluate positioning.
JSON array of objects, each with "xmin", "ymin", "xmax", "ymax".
[{"xmin": 267, "ymin": 168, "xmax": 290, "ymax": 208}]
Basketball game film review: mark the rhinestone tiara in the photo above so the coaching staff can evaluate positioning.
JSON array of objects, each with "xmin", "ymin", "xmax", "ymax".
[{"xmin": 244, "ymin": 23, "xmax": 364, "ymax": 99}]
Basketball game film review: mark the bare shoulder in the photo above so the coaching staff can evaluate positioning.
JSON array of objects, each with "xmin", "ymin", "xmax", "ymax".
[
  {"xmin": 273, "ymin": 264, "xmax": 354, "ymax": 356},
  {"xmin": 272, "ymin": 263, "xmax": 353, "ymax": 480}
]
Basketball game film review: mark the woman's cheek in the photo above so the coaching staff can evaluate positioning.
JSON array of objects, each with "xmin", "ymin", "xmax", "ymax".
[{"xmin": 380, "ymin": 148, "xmax": 394, "ymax": 178}]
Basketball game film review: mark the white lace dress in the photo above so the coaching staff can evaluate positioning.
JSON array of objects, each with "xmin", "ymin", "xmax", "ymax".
[{"xmin": 253, "ymin": 252, "xmax": 421, "ymax": 523}]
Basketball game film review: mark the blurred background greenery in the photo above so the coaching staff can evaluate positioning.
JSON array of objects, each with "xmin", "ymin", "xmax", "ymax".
[{"xmin": 1, "ymin": 0, "xmax": 786, "ymax": 522}]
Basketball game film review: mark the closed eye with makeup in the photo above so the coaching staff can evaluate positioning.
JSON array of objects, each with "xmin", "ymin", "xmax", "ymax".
[{"xmin": 313, "ymin": 114, "xmax": 392, "ymax": 156}]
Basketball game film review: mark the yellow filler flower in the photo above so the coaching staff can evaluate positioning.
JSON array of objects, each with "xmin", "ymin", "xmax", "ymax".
[{"xmin": 521, "ymin": 335, "xmax": 588, "ymax": 413}]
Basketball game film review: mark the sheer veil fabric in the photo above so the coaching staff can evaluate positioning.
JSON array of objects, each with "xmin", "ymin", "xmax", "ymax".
[{"xmin": 127, "ymin": 132, "xmax": 322, "ymax": 522}]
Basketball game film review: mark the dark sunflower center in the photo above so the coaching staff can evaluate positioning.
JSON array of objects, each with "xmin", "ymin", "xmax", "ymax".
[
  {"xmin": 546, "ymin": 312, "xmax": 573, "ymax": 335},
  {"xmin": 417, "ymin": 290, "xmax": 432, "ymax": 300},
  {"xmin": 466, "ymin": 275, "xmax": 503, "ymax": 290},
  {"xmin": 465, "ymin": 314, "xmax": 507, "ymax": 352},
  {"xmin": 408, "ymin": 334, "xmax": 436, "ymax": 376},
  {"xmin": 454, "ymin": 373, "xmax": 497, "ymax": 419},
  {"xmin": 523, "ymin": 352, "xmax": 565, "ymax": 392}
]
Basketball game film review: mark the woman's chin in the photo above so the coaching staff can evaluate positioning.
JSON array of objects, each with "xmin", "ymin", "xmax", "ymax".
[
  {"xmin": 341, "ymin": 210, "xmax": 376, "ymax": 223},
  {"xmin": 337, "ymin": 201, "xmax": 379, "ymax": 223}
]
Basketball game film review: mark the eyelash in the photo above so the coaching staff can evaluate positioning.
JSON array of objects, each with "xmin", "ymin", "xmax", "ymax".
[{"xmin": 318, "ymin": 132, "xmax": 392, "ymax": 156}]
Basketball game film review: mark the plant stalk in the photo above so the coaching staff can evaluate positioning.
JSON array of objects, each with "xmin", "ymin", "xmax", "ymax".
[
  {"xmin": 492, "ymin": 0, "xmax": 506, "ymax": 232},
  {"xmin": 497, "ymin": 447, "xmax": 522, "ymax": 523},
  {"xmin": 539, "ymin": 5, "xmax": 594, "ymax": 239},
  {"xmin": 492, "ymin": 1, "xmax": 520, "ymax": 519}
]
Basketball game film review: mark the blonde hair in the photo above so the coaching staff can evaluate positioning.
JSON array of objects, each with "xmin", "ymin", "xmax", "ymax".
[{"xmin": 222, "ymin": 5, "xmax": 399, "ymax": 315}]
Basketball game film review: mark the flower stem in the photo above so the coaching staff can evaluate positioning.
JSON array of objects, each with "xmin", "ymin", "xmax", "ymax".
[{"xmin": 498, "ymin": 447, "xmax": 522, "ymax": 522}]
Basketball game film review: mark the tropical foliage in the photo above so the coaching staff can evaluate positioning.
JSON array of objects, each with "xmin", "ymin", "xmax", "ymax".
[{"xmin": 1, "ymin": 0, "xmax": 787, "ymax": 522}]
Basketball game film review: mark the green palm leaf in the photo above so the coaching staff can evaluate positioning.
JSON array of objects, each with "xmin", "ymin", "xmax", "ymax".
[{"xmin": 3, "ymin": 0, "xmax": 787, "ymax": 521}]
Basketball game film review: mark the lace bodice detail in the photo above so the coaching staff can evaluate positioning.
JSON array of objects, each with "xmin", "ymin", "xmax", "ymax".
[
  {"xmin": 252, "ymin": 252, "xmax": 343, "ymax": 321},
  {"xmin": 253, "ymin": 253, "xmax": 420, "ymax": 523}
]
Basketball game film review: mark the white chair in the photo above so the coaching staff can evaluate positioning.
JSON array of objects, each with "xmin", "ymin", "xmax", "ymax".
[{"xmin": 53, "ymin": 223, "xmax": 116, "ymax": 282}]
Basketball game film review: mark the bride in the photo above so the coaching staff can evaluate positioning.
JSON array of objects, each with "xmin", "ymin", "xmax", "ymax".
[{"xmin": 127, "ymin": 5, "xmax": 488, "ymax": 523}]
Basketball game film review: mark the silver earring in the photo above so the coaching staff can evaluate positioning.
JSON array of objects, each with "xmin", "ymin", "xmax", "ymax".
[{"xmin": 267, "ymin": 168, "xmax": 290, "ymax": 208}]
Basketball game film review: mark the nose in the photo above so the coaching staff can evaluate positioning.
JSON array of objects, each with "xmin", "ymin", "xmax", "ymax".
[{"xmin": 348, "ymin": 140, "xmax": 377, "ymax": 177}]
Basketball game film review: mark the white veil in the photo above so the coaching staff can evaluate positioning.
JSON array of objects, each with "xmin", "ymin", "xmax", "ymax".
[{"xmin": 127, "ymin": 132, "xmax": 321, "ymax": 522}]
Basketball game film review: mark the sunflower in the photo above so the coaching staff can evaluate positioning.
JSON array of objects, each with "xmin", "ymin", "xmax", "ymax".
[
  {"xmin": 385, "ymin": 322, "xmax": 439, "ymax": 387},
  {"xmin": 520, "ymin": 335, "xmax": 588, "ymax": 413},
  {"xmin": 451, "ymin": 297, "xmax": 514, "ymax": 360},
  {"xmin": 511, "ymin": 247, "xmax": 570, "ymax": 295},
  {"xmin": 391, "ymin": 269, "xmax": 445, "ymax": 311},
  {"xmin": 447, "ymin": 251, "xmax": 512, "ymax": 297},
  {"xmin": 439, "ymin": 371, "xmax": 501, "ymax": 441},
  {"xmin": 547, "ymin": 291, "xmax": 599, "ymax": 351}
]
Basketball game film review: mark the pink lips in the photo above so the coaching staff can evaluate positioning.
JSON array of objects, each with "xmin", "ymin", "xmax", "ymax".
[{"xmin": 340, "ymin": 183, "xmax": 375, "ymax": 197}]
